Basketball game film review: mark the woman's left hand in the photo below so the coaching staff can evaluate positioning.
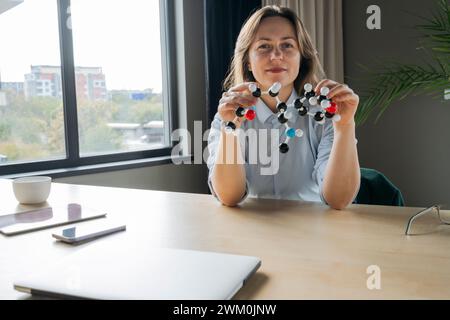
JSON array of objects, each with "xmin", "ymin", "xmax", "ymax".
[{"xmin": 315, "ymin": 79, "xmax": 359, "ymax": 128}]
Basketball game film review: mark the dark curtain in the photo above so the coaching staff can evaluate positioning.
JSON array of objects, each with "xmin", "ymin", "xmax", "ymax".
[{"xmin": 204, "ymin": 0, "xmax": 261, "ymax": 125}]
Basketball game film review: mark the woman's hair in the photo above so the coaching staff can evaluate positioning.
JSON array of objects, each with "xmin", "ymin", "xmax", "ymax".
[{"xmin": 223, "ymin": 5, "xmax": 324, "ymax": 93}]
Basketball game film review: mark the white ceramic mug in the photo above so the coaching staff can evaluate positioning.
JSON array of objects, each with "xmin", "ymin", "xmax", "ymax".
[{"xmin": 12, "ymin": 176, "xmax": 52, "ymax": 204}]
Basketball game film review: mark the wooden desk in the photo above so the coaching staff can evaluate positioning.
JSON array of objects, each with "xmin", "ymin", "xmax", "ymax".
[{"xmin": 1, "ymin": 179, "xmax": 449, "ymax": 299}]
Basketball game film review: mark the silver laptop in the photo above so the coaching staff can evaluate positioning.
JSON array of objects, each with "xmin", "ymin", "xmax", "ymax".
[{"xmin": 13, "ymin": 240, "xmax": 261, "ymax": 300}]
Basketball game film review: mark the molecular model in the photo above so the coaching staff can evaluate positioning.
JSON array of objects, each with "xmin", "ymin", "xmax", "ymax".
[
  {"xmin": 224, "ymin": 82, "xmax": 282, "ymax": 133},
  {"xmin": 224, "ymin": 82, "xmax": 341, "ymax": 153},
  {"xmin": 224, "ymin": 85, "xmax": 272, "ymax": 133}
]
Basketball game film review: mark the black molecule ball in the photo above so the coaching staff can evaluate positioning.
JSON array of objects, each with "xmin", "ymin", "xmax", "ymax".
[
  {"xmin": 305, "ymin": 91, "xmax": 315, "ymax": 99},
  {"xmin": 225, "ymin": 121, "xmax": 236, "ymax": 131},
  {"xmin": 252, "ymin": 88, "xmax": 261, "ymax": 98},
  {"xmin": 277, "ymin": 102, "xmax": 287, "ymax": 112},
  {"xmin": 279, "ymin": 143, "xmax": 289, "ymax": 153},
  {"xmin": 269, "ymin": 89, "xmax": 279, "ymax": 97},
  {"xmin": 277, "ymin": 113, "xmax": 288, "ymax": 124},
  {"xmin": 318, "ymin": 95, "xmax": 328, "ymax": 103},
  {"xmin": 235, "ymin": 107, "xmax": 246, "ymax": 117},
  {"xmin": 314, "ymin": 111, "xmax": 324, "ymax": 122},
  {"xmin": 298, "ymin": 106, "xmax": 308, "ymax": 116}
]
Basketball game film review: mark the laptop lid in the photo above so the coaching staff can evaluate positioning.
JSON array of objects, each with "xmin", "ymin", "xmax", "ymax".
[{"xmin": 13, "ymin": 240, "xmax": 261, "ymax": 300}]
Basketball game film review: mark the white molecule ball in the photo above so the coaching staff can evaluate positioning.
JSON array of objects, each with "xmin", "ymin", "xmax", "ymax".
[
  {"xmin": 304, "ymin": 83, "xmax": 313, "ymax": 92},
  {"xmin": 249, "ymin": 83, "xmax": 258, "ymax": 93},
  {"xmin": 321, "ymin": 100, "xmax": 331, "ymax": 108},
  {"xmin": 295, "ymin": 129, "xmax": 304, "ymax": 137},
  {"xmin": 332, "ymin": 114, "xmax": 341, "ymax": 122},
  {"xmin": 224, "ymin": 126, "xmax": 234, "ymax": 134},
  {"xmin": 320, "ymin": 87, "xmax": 330, "ymax": 96},
  {"xmin": 271, "ymin": 82, "xmax": 282, "ymax": 94},
  {"xmin": 284, "ymin": 109, "xmax": 295, "ymax": 119},
  {"xmin": 309, "ymin": 97, "xmax": 317, "ymax": 106}
]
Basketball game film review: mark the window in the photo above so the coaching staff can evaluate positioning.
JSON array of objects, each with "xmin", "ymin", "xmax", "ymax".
[
  {"xmin": 0, "ymin": 0, "xmax": 175, "ymax": 176},
  {"xmin": 0, "ymin": 0, "xmax": 65, "ymax": 165}
]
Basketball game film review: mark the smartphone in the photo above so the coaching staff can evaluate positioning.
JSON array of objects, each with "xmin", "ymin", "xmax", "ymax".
[{"xmin": 52, "ymin": 221, "xmax": 126, "ymax": 244}]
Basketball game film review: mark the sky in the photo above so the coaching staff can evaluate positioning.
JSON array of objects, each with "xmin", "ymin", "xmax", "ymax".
[{"xmin": 0, "ymin": 0, "xmax": 163, "ymax": 92}]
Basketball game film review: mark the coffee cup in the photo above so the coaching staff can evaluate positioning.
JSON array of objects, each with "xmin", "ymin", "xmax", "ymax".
[{"xmin": 12, "ymin": 176, "xmax": 52, "ymax": 204}]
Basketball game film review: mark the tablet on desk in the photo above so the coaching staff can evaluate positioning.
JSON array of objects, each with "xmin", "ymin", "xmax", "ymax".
[{"xmin": 0, "ymin": 203, "xmax": 106, "ymax": 236}]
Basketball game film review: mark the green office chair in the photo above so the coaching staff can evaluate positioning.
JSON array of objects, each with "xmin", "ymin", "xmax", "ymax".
[{"xmin": 355, "ymin": 168, "xmax": 405, "ymax": 206}]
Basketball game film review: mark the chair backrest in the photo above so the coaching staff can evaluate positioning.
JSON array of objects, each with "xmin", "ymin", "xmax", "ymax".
[{"xmin": 355, "ymin": 168, "xmax": 405, "ymax": 206}]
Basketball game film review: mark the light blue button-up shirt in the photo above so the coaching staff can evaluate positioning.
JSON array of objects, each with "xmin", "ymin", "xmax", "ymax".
[{"xmin": 207, "ymin": 89, "xmax": 333, "ymax": 203}]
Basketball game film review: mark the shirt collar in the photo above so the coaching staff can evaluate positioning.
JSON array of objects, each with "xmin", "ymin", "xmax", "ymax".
[{"xmin": 255, "ymin": 89, "xmax": 299, "ymax": 124}]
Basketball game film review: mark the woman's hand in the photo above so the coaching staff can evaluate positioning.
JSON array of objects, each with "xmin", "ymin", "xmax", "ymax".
[
  {"xmin": 314, "ymin": 79, "xmax": 359, "ymax": 128},
  {"xmin": 218, "ymin": 82, "xmax": 258, "ymax": 126}
]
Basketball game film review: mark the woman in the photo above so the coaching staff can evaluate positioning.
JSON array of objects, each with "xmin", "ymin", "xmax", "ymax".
[{"xmin": 207, "ymin": 5, "xmax": 360, "ymax": 209}]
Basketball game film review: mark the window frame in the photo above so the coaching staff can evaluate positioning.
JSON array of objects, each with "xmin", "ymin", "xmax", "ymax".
[{"xmin": 0, "ymin": 0, "xmax": 177, "ymax": 176}]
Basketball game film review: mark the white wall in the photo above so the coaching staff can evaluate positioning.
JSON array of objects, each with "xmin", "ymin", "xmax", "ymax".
[{"xmin": 344, "ymin": 0, "xmax": 450, "ymax": 206}]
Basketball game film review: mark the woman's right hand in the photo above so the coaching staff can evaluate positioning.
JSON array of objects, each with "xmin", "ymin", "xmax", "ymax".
[{"xmin": 218, "ymin": 82, "xmax": 258, "ymax": 125}]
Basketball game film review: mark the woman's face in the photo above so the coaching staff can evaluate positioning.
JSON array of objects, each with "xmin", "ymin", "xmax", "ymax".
[{"xmin": 248, "ymin": 16, "xmax": 301, "ymax": 91}]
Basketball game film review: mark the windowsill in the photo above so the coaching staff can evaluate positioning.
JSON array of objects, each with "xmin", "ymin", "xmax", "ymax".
[{"xmin": 0, "ymin": 155, "xmax": 192, "ymax": 179}]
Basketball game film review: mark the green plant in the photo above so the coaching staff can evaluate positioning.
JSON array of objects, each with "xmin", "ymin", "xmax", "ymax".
[{"xmin": 355, "ymin": 0, "xmax": 450, "ymax": 125}]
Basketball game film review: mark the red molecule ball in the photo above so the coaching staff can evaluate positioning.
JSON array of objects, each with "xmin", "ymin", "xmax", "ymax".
[
  {"xmin": 245, "ymin": 109, "xmax": 256, "ymax": 121},
  {"xmin": 325, "ymin": 102, "xmax": 337, "ymax": 114}
]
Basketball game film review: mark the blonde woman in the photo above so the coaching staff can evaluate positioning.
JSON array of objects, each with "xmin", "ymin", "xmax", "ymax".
[{"xmin": 207, "ymin": 5, "xmax": 360, "ymax": 209}]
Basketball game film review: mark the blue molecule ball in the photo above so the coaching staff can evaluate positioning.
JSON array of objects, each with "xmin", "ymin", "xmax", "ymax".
[{"xmin": 286, "ymin": 128, "xmax": 296, "ymax": 138}]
